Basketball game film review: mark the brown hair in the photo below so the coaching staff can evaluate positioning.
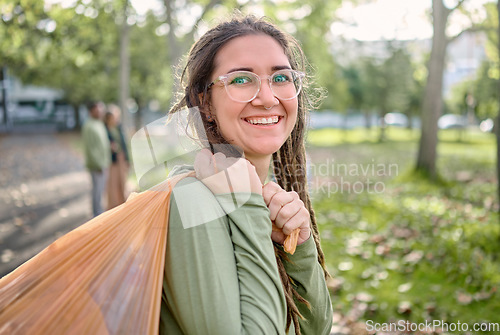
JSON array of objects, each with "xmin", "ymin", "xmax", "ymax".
[{"xmin": 170, "ymin": 14, "xmax": 328, "ymax": 334}]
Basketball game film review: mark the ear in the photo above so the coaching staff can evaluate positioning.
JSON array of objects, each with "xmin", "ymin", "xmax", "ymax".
[{"xmin": 198, "ymin": 92, "xmax": 215, "ymax": 122}]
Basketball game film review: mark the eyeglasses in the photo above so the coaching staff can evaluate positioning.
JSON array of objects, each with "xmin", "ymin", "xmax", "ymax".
[{"xmin": 207, "ymin": 69, "xmax": 305, "ymax": 103}]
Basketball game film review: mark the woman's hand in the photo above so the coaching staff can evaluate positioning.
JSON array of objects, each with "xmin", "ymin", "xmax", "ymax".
[
  {"xmin": 194, "ymin": 148, "xmax": 262, "ymax": 195},
  {"xmin": 262, "ymin": 181, "xmax": 311, "ymax": 252}
]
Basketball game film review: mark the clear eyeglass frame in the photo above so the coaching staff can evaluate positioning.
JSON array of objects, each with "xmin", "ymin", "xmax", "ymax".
[{"xmin": 207, "ymin": 69, "xmax": 305, "ymax": 103}]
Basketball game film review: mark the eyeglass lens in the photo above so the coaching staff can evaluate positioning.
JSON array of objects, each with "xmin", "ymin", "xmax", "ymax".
[{"xmin": 224, "ymin": 70, "xmax": 302, "ymax": 102}]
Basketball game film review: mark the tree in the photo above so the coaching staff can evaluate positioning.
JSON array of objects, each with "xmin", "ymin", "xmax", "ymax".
[
  {"xmin": 343, "ymin": 44, "xmax": 417, "ymax": 139},
  {"xmin": 118, "ymin": 0, "xmax": 132, "ymax": 131},
  {"xmin": 1, "ymin": 0, "xmax": 124, "ymax": 126},
  {"xmin": 415, "ymin": 0, "xmax": 481, "ymax": 178},
  {"xmin": 342, "ymin": 65, "xmax": 365, "ymax": 125},
  {"xmin": 379, "ymin": 45, "xmax": 417, "ymax": 140},
  {"xmin": 416, "ymin": 0, "xmax": 451, "ymax": 178},
  {"xmin": 129, "ymin": 12, "xmax": 171, "ymax": 129}
]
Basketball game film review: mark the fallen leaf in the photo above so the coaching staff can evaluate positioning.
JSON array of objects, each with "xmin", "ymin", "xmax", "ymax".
[
  {"xmin": 397, "ymin": 301, "xmax": 412, "ymax": 314},
  {"xmin": 327, "ymin": 277, "xmax": 344, "ymax": 292},
  {"xmin": 456, "ymin": 291, "xmax": 473, "ymax": 305},
  {"xmin": 403, "ymin": 250, "xmax": 423, "ymax": 264},
  {"xmin": 355, "ymin": 292, "xmax": 373, "ymax": 302},
  {"xmin": 13, "ymin": 217, "xmax": 24, "ymax": 227},
  {"xmin": 338, "ymin": 261, "xmax": 353, "ymax": 271},
  {"xmin": 1, "ymin": 249, "xmax": 15, "ymax": 263},
  {"xmin": 398, "ymin": 282, "xmax": 412, "ymax": 293}
]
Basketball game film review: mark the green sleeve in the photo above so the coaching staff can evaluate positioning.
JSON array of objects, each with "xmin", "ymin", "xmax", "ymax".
[
  {"xmin": 82, "ymin": 122, "xmax": 107, "ymax": 170},
  {"xmin": 160, "ymin": 177, "xmax": 287, "ymax": 335},
  {"xmin": 278, "ymin": 237, "xmax": 333, "ymax": 335}
]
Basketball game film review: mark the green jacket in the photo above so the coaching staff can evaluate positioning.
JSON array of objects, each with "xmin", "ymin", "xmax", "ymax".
[
  {"xmin": 160, "ymin": 167, "xmax": 333, "ymax": 334},
  {"xmin": 82, "ymin": 118, "xmax": 110, "ymax": 171}
]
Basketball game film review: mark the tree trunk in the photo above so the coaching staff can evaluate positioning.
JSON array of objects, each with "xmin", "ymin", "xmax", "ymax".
[
  {"xmin": 363, "ymin": 109, "xmax": 372, "ymax": 129},
  {"xmin": 406, "ymin": 110, "xmax": 413, "ymax": 129},
  {"xmin": 135, "ymin": 99, "xmax": 144, "ymax": 131},
  {"xmin": 163, "ymin": 0, "xmax": 221, "ymax": 67},
  {"xmin": 379, "ymin": 109, "xmax": 386, "ymax": 142},
  {"xmin": 1, "ymin": 66, "xmax": 10, "ymax": 130},
  {"xmin": 164, "ymin": 0, "xmax": 181, "ymax": 66},
  {"xmin": 72, "ymin": 104, "xmax": 81, "ymax": 130},
  {"xmin": 416, "ymin": 0, "xmax": 450, "ymax": 178},
  {"xmin": 119, "ymin": 0, "xmax": 131, "ymax": 132}
]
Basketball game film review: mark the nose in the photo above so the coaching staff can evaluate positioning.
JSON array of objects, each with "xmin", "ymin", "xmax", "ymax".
[{"xmin": 251, "ymin": 79, "xmax": 278, "ymax": 108}]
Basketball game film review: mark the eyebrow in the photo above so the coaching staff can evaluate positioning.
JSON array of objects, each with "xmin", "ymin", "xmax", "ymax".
[
  {"xmin": 226, "ymin": 65, "xmax": 292, "ymax": 73},
  {"xmin": 272, "ymin": 65, "xmax": 292, "ymax": 71}
]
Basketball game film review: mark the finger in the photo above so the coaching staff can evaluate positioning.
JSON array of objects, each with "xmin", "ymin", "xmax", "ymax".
[
  {"xmin": 271, "ymin": 230, "xmax": 286, "ymax": 245},
  {"xmin": 268, "ymin": 191, "xmax": 297, "ymax": 222},
  {"xmin": 280, "ymin": 206, "xmax": 309, "ymax": 235},
  {"xmin": 262, "ymin": 181, "xmax": 285, "ymax": 206},
  {"xmin": 275, "ymin": 204, "xmax": 303, "ymax": 235}
]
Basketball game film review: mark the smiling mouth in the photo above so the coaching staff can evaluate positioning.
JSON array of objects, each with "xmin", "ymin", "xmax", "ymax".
[{"xmin": 244, "ymin": 116, "xmax": 281, "ymax": 126}]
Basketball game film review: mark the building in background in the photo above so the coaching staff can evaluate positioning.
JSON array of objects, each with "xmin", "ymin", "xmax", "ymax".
[{"xmin": 0, "ymin": 73, "xmax": 76, "ymax": 131}]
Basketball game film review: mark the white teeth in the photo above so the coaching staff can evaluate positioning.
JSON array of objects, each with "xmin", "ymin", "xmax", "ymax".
[{"xmin": 246, "ymin": 116, "xmax": 279, "ymax": 125}]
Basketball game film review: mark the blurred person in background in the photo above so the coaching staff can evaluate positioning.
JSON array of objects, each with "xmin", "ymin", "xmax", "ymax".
[
  {"xmin": 104, "ymin": 104, "xmax": 130, "ymax": 210},
  {"xmin": 82, "ymin": 101, "xmax": 110, "ymax": 217}
]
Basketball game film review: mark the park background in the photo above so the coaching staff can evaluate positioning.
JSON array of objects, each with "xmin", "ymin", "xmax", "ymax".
[{"xmin": 0, "ymin": 0, "xmax": 498, "ymax": 334}]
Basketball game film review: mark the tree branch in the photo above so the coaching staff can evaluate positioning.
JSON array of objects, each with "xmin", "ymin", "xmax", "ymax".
[
  {"xmin": 185, "ymin": 0, "xmax": 222, "ymax": 42},
  {"xmin": 448, "ymin": 24, "xmax": 495, "ymax": 43},
  {"xmin": 450, "ymin": 0, "xmax": 467, "ymax": 12}
]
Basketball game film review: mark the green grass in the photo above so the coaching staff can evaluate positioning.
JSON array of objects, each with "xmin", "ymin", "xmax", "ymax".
[{"xmin": 308, "ymin": 127, "xmax": 498, "ymax": 332}]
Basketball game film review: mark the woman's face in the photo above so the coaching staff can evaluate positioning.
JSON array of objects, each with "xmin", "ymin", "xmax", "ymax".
[{"xmin": 209, "ymin": 34, "xmax": 298, "ymax": 160}]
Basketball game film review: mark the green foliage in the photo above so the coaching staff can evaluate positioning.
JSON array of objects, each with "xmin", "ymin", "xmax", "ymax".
[
  {"xmin": 339, "ymin": 42, "xmax": 423, "ymax": 123},
  {"xmin": 0, "ymin": 0, "xmax": 52, "ymax": 70},
  {"xmin": 481, "ymin": 3, "xmax": 498, "ymax": 65},
  {"xmin": 448, "ymin": 60, "xmax": 498, "ymax": 121},
  {"xmin": 473, "ymin": 61, "xmax": 498, "ymax": 121},
  {"xmin": 129, "ymin": 12, "xmax": 172, "ymax": 111},
  {"xmin": 449, "ymin": 2, "xmax": 499, "ymax": 122},
  {"xmin": 308, "ymin": 127, "xmax": 498, "ymax": 328},
  {"xmin": 1, "ymin": 1, "xmax": 123, "ymax": 105},
  {"xmin": 1, "ymin": 0, "xmax": 348, "ymax": 115}
]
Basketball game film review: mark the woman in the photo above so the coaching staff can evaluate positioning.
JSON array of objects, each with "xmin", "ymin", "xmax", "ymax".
[
  {"xmin": 160, "ymin": 15, "xmax": 332, "ymax": 335},
  {"xmin": 104, "ymin": 104, "xmax": 130, "ymax": 210}
]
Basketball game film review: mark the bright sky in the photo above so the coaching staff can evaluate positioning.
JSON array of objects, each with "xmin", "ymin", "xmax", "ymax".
[
  {"xmin": 48, "ymin": 0, "xmax": 493, "ymax": 41},
  {"xmin": 130, "ymin": 0, "xmax": 163, "ymax": 16},
  {"xmin": 333, "ymin": 0, "xmax": 493, "ymax": 41},
  {"xmin": 129, "ymin": 0, "xmax": 434, "ymax": 40},
  {"xmin": 332, "ymin": 0, "xmax": 433, "ymax": 40}
]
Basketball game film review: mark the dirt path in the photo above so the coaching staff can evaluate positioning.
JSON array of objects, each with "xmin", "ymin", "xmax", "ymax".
[{"xmin": 0, "ymin": 130, "xmax": 92, "ymax": 276}]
